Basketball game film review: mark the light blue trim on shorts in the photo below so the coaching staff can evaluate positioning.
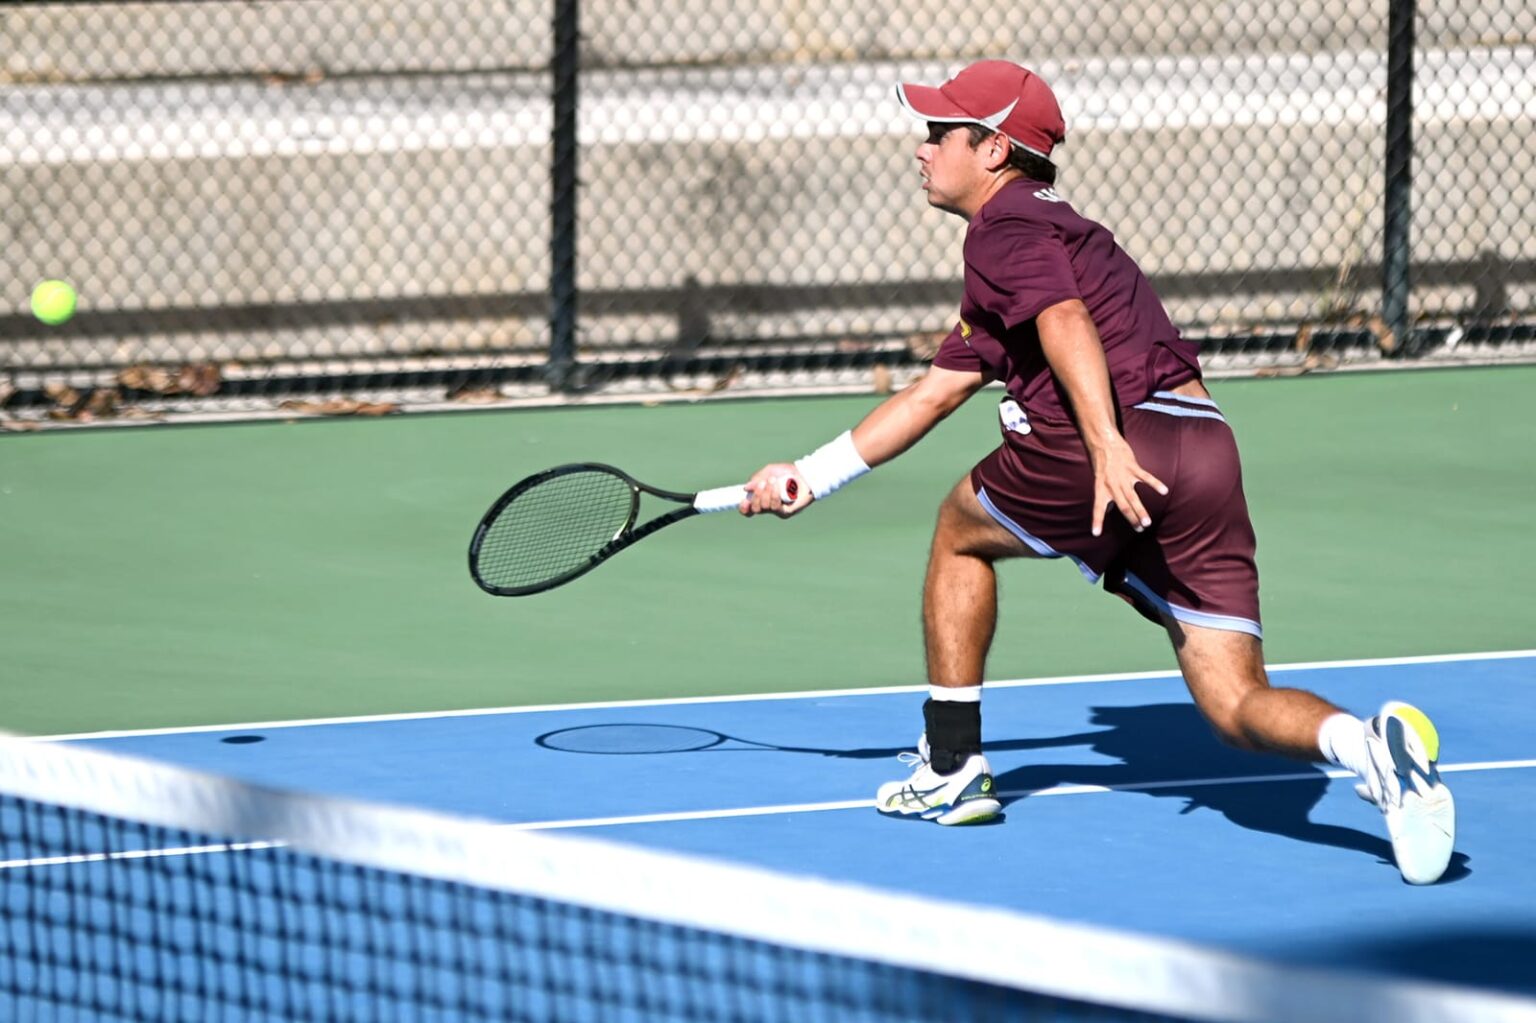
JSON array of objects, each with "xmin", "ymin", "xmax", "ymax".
[
  {"xmin": 1151, "ymin": 390, "xmax": 1220, "ymax": 408},
  {"xmin": 1119, "ymin": 571, "xmax": 1264, "ymax": 639},
  {"xmin": 1132, "ymin": 401, "xmax": 1228, "ymax": 422},
  {"xmin": 976, "ymin": 487, "xmax": 1101, "ymax": 584}
]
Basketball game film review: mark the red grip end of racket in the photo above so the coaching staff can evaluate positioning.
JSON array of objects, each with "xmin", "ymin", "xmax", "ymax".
[{"xmin": 783, "ymin": 478, "xmax": 799, "ymax": 503}]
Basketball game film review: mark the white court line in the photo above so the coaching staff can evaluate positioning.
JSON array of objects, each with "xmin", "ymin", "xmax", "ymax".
[
  {"xmin": 0, "ymin": 841, "xmax": 280, "ymax": 872},
  {"xmin": 5, "ymin": 758, "xmax": 1532, "ymax": 871},
  {"xmin": 32, "ymin": 648, "xmax": 1536, "ymax": 743},
  {"xmin": 507, "ymin": 757, "xmax": 1536, "ymax": 832}
]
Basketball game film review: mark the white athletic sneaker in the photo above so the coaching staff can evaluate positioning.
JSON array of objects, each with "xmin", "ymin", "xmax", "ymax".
[
  {"xmin": 1356, "ymin": 701, "xmax": 1456, "ymax": 885},
  {"xmin": 875, "ymin": 739, "xmax": 1001, "ymax": 826}
]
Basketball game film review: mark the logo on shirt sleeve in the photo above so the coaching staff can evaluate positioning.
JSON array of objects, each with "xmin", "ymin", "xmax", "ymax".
[
  {"xmin": 1033, "ymin": 187, "xmax": 1065, "ymax": 203},
  {"xmin": 958, "ymin": 319, "xmax": 973, "ymax": 344}
]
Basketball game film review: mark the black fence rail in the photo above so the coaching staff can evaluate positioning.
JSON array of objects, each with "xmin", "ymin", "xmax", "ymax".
[{"xmin": 1, "ymin": 0, "xmax": 1531, "ymax": 425}]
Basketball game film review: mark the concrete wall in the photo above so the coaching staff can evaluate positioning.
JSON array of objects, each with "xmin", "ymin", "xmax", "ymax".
[
  {"xmin": 2, "ymin": 2, "xmax": 550, "ymax": 81},
  {"xmin": 21, "ymin": 0, "xmax": 1523, "ymax": 81}
]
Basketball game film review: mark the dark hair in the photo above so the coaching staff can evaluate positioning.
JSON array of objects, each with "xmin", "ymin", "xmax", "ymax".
[{"xmin": 965, "ymin": 124, "xmax": 1057, "ymax": 185}]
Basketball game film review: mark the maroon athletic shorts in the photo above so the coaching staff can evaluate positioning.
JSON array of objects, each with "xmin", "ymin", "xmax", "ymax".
[{"xmin": 971, "ymin": 391, "xmax": 1262, "ymax": 637}]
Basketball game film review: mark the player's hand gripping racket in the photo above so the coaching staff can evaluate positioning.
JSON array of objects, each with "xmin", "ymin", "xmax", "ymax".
[{"xmin": 468, "ymin": 463, "xmax": 797, "ymax": 596}]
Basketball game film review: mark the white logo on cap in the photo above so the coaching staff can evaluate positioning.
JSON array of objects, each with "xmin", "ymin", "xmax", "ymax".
[{"xmin": 977, "ymin": 99, "xmax": 1020, "ymax": 131}]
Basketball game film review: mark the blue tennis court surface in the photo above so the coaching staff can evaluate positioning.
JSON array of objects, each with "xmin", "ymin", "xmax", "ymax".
[{"xmin": 57, "ymin": 651, "xmax": 1536, "ymax": 998}]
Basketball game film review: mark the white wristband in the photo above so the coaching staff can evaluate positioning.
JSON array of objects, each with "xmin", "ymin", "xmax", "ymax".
[{"xmin": 794, "ymin": 430, "xmax": 871, "ymax": 500}]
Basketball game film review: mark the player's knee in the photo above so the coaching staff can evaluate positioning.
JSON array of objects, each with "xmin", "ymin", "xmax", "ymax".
[{"xmin": 1198, "ymin": 695, "xmax": 1261, "ymax": 752}]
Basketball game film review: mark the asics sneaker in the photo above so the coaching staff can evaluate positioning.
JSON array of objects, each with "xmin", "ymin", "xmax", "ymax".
[
  {"xmin": 1356, "ymin": 701, "xmax": 1456, "ymax": 885},
  {"xmin": 875, "ymin": 738, "xmax": 1001, "ymax": 825}
]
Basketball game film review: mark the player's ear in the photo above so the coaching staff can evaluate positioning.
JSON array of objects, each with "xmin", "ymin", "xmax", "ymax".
[{"xmin": 986, "ymin": 133, "xmax": 1013, "ymax": 171}]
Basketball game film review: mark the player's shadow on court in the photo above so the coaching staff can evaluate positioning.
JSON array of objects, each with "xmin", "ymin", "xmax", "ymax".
[{"xmin": 991, "ymin": 703, "xmax": 1471, "ymax": 883}]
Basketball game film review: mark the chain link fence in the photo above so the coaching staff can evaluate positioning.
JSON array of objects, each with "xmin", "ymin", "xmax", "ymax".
[{"xmin": 1, "ymin": 1, "xmax": 1531, "ymax": 426}]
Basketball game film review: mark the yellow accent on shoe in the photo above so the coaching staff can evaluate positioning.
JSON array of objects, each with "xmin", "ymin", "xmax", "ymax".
[{"xmin": 1386, "ymin": 701, "xmax": 1440, "ymax": 763}]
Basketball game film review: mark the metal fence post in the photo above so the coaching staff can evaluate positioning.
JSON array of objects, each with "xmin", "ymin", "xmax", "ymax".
[
  {"xmin": 1383, "ymin": 0, "xmax": 1416, "ymax": 356},
  {"xmin": 548, "ymin": 0, "xmax": 580, "ymax": 391}
]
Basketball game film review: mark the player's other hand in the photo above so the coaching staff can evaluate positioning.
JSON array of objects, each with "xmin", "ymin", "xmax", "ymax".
[
  {"xmin": 740, "ymin": 463, "xmax": 812, "ymax": 518},
  {"xmin": 1091, "ymin": 437, "xmax": 1167, "ymax": 537}
]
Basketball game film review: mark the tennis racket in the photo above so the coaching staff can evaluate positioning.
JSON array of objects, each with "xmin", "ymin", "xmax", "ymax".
[{"xmin": 468, "ymin": 463, "xmax": 796, "ymax": 597}]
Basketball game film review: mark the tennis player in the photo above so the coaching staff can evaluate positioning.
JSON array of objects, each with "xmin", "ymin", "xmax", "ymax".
[{"xmin": 740, "ymin": 60, "xmax": 1455, "ymax": 884}]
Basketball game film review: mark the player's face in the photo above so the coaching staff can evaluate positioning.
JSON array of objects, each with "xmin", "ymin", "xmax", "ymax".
[{"xmin": 915, "ymin": 122, "xmax": 989, "ymax": 219}]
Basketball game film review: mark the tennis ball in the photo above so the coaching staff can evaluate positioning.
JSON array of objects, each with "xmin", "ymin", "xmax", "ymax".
[{"xmin": 30, "ymin": 279, "xmax": 77, "ymax": 326}]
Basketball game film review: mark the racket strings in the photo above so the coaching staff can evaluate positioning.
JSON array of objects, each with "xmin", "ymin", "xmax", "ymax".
[{"xmin": 474, "ymin": 471, "xmax": 636, "ymax": 589}]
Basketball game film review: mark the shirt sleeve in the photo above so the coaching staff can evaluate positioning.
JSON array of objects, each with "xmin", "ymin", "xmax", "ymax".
[
  {"xmin": 931, "ymin": 321, "xmax": 991, "ymax": 379},
  {"xmin": 965, "ymin": 215, "xmax": 1080, "ymax": 330}
]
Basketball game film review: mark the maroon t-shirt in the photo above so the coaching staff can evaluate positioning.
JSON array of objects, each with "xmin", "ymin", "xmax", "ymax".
[{"xmin": 933, "ymin": 177, "xmax": 1201, "ymax": 422}]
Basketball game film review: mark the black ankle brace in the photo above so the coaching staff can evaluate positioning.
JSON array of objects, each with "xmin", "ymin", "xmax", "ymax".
[{"xmin": 923, "ymin": 698, "xmax": 981, "ymax": 775}]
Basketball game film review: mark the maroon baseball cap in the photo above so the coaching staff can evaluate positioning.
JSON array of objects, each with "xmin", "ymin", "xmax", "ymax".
[{"xmin": 897, "ymin": 60, "xmax": 1066, "ymax": 159}]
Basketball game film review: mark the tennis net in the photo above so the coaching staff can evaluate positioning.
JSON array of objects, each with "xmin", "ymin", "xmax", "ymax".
[{"xmin": 0, "ymin": 737, "xmax": 1527, "ymax": 1023}]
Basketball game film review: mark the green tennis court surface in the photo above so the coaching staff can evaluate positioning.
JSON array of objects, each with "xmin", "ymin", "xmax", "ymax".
[{"xmin": 2, "ymin": 366, "xmax": 1534, "ymax": 736}]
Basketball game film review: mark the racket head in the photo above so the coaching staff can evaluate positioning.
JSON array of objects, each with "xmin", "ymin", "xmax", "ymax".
[
  {"xmin": 469, "ymin": 463, "xmax": 642, "ymax": 596},
  {"xmin": 536, "ymin": 724, "xmax": 730, "ymax": 754}
]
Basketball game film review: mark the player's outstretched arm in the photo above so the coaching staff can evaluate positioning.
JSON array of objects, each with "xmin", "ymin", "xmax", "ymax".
[{"xmin": 741, "ymin": 366, "xmax": 987, "ymax": 517}]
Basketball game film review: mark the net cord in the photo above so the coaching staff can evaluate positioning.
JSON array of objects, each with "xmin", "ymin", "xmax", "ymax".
[{"xmin": 0, "ymin": 737, "xmax": 1529, "ymax": 1023}]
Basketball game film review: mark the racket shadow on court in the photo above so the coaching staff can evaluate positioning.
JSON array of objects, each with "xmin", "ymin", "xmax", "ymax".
[
  {"xmin": 534, "ymin": 724, "xmax": 916, "ymax": 760},
  {"xmin": 534, "ymin": 723, "xmax": 1067, "ymax": 761},
  {"xmin": 992, "ymin": 703, "xmax": 1471, "ymax": 883}
]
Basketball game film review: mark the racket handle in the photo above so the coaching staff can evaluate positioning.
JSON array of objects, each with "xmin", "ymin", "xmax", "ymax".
[{"xmin": 694, "ymin": 476, "xmax": 800, "ymax": 514}]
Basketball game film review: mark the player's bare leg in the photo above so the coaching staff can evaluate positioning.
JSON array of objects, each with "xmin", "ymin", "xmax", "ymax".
[
  {"xmin": 1171, "ymin": 622, "xmax": 1455, "ymax": 883},
  {"xmin": 877, "ymin": 479, "xmax": 1032, "ymax": 824},
  {"xmin": 922, "ymin": 479, "xmax": 1034, "ymax": 690},
  {"xmin": 1169, "ymin": 624, "xmax": 1336, "ymax": 758}
]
